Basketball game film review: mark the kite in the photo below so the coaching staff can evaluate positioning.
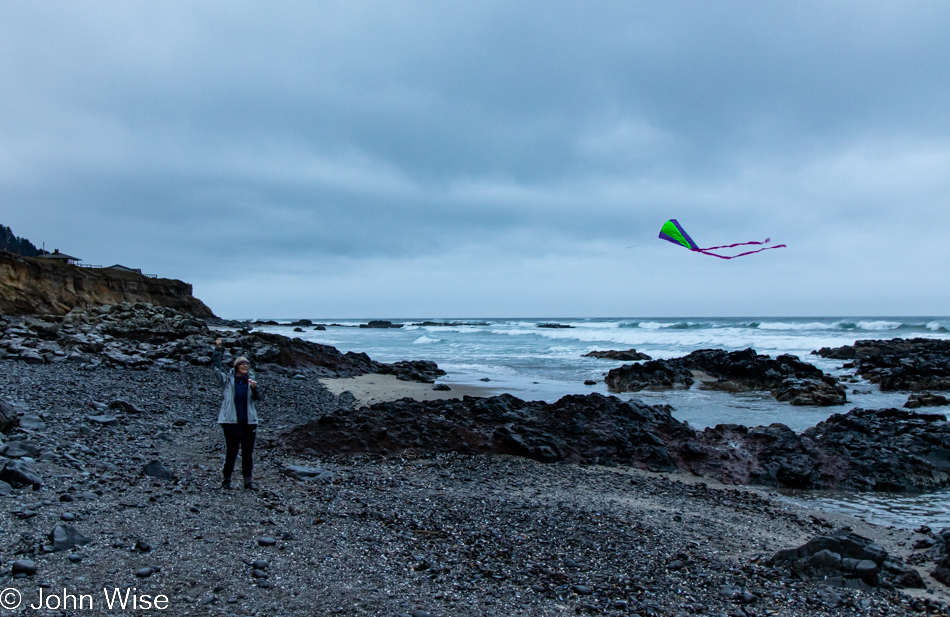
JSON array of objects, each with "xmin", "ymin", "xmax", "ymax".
[{"xmin": 658, "ymin": 219, "xmax": 786, "ymax": 259}]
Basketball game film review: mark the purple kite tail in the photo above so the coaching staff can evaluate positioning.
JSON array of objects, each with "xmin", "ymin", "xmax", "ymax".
[
  {"xmin": 699, "ymin": 238, "xmax": 772, "ymax": 251},
  {"xmin": 693, "ymin": 244, "xmax": 787, "ymax": 260}
]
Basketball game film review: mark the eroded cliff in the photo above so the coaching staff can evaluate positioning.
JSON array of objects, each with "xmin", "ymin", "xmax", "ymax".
[{"xmin": 0, "ymin": 251, "xmax": 214, "ymax": 317}]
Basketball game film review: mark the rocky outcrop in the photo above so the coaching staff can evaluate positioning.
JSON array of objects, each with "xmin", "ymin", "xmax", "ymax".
[
  {"xmin": 605, "ymin": 348, "xmax": 845, "ymax": 405},
  {"xmin": 0, "ymin": 250, "xmax": 213, "ymax": 317},
  {"xmin": 0, "ymin": 302, "xmax": 442, "ymax": 381},
  {"xmin": 408, "ymin": 321, "xmax": 491, "ymax": 327},
  {"xmin": 284, "ymin": 392, "xmax": 694, "ymax": 469},
  {"xmin": 374, "ymin": 360, "xmax": 446, "ymax": 383},
  {"xmin": 285, "ymin": 389, "xmax": 950, "ymax": 492},
  {"xmin": 905, "ymin": 393, "xmax": 950, "ymax": 408},
  {"xmin": 767, "ymin": 529, "xmax": 923, "ymax": 590},
  {"xmin": 815, "ymin": 338, "xmax": 950, "ymax": 391},
  {"xmin": 771, "ymin": 376, "xmax": 847, "ymax": 406},
  {"xmin": 904, "ymin": 527, "xmax": 950, "ymax": 588},
  {"xmin": 605, "ymin": 360, "xmax": 694, "ymax": 391},
  {"xmin": 683, "ymin": 348, "xmax": 825, "ymax": 390},
  {"xmin": 583, "ymin": 349, "xmax": 652, "ymax": 361},
  {"xmin": 689, "ymin": 407, "xmax": 950, "ymax": 491}
]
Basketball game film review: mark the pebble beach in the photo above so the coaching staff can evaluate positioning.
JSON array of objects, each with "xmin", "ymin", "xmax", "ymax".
[{"xmin": 0, "ymin": 358, "xmax": 948, "ymax": 616}]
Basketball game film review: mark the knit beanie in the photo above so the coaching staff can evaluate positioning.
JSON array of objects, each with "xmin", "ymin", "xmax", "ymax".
[{"xmin": 233, "ymin": 356, "xmax": 250, "ymax": 368}]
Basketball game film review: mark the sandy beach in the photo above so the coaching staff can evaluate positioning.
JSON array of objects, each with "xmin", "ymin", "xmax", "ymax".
[{"xmin": 319, "ymin": 373, "xmax": 499, "ymax": 406}]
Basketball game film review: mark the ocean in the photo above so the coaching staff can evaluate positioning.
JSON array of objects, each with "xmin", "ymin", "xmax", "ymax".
[{"xmin": 253, "ymin": 316, "xmax": 950, "ymax": 529}]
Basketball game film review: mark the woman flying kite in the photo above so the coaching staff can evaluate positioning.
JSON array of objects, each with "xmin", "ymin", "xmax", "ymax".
[{"xmin": 658, "ymin": 219, "xmax": 786, "ymax": 259}]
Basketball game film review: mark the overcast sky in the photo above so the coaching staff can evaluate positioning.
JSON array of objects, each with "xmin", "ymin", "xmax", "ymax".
[{"xmin": 2, "ymin": 2, "xmax": 949, "ymax": 318}]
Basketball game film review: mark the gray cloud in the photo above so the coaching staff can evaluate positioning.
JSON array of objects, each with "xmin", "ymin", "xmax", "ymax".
[{"xmin": 3, "ymin": 1, "xmax": 950, "ymax": 316}]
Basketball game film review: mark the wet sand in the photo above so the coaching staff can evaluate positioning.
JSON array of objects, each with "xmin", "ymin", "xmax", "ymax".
[{"xmin": 319, "ymin": 373, "xmax": 499, "ymax": 406}]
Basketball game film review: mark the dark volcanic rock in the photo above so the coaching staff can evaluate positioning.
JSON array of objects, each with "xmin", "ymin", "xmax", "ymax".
[
  {"xmin": 11, "ymin": 559, "xmax": 37, "ymax": 576},
  {"xmin": 583, "ymin": 349, "xmax": 652, "ymax": 361},
  {"xmin": 815, "ymin": 338, "xmax": 950, "ymax": 391},
  {"xmin": 408, "ymin": 321, "xmax": 491, "ymax": 327},
  {"xmin": 767, "ymin": 529, "xmax": 923, "ymax": 589},
  {"xmin": 283, "ymin": 393, "xmax": 692, "ymax": 470},
  {"xmin": 683, "ymin": 348, "xmax": 825, "ymax": 391},
  {"xmin": 88, "ymin": 414, "xmax": 119, "ymax": 425},
  {"xmin": 360, "ymin": 320, "xmax": 402, "ymax": 329},
  {"xmin": 0, "ymin": 399, "xmax": 21, "ymax": 432},
  {"xmin": 0, "ymin": 303, "xmax": 443, "ymax": 382},
  {"xmin": 605, "ymin": 360, "xmax": 694, "ymax": 392},
  {"xmin": 905, "ymin": 393, "xmax": 950, "ymax": 408},
  {"xmin": 109, "ymin": 399, "xmax": 144, "ymax": 413},
  {"xmin": 909, "ymin": 527, "xmax": 950, "ymax": 587},
  {"xmin": 692, "ymin": 407, "xmax": 950, "ymax": 491},
  {"xmin": 0, "ymin": 458, "xmax": 43, "ymax": 488},
  {"xmin": 606, "ymin": 348, "xmax": 844, "ymax": 405},
  {"xmin": 285, "ymin": 391, "xmax": 950, "ymax": 492},
  {"xmin": 770, "ymin": 376, "xmax": 847, "ymax": 406},
  {"xmin": 374, "ymin": 360, "xmax": 446, "ymax": 383},
  {"xmin": 50, "ymin": 524, "xmax": 92, "ymax": 552},
  {"xmin": 142, "ymin": 460, "xmax": 177, "ymax": 481}
]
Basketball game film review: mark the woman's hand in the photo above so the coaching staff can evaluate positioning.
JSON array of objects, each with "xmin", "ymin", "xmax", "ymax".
[{"xmin": 249, "ymin": 379, "xmax": 257, "ymax": 388}]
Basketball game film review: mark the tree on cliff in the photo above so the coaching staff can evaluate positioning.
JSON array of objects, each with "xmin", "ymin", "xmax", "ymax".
[{"xmin": 0, "ymin": 224, "xmax": 47, "ymax": 257}]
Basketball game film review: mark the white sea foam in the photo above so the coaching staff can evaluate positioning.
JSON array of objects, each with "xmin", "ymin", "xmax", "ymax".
[
  {"xmin": 756, "ymin": 321, "xmax": 839, "ymax": 331},
  {"xmin": 855, "ymin": 320, "xmax": 903, "ymax": 331},
  {"xmin": 412, "ymin": 336, "xmax": 441, "ymax": 344},
  {"xmin": 439, "ymin": 362, "xmax": 520, "ymax": 376}
]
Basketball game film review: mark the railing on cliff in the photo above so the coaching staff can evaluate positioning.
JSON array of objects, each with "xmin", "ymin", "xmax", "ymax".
[{"xmin": 79, "ymin": 264, "xmax": 158, "ymax": 278}]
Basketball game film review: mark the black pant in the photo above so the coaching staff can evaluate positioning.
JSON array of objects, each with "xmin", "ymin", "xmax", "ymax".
[{"xmin": 222, "ymin": 423, "xmax": 256, "ymax": 479}]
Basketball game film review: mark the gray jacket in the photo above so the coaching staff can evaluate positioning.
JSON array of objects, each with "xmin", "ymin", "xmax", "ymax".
[{"xmin": 212, "ymin": 347, "xmax": 262, "ymax": 424}]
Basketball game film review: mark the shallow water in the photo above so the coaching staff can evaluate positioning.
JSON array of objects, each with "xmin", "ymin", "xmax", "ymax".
[
  {"xmin": 781, "ymin": 489, "xmax": 950, "ymax": 530},
  {"xmin": 252, "ymin": 315, "xmax": 950, "ymax": 528}
]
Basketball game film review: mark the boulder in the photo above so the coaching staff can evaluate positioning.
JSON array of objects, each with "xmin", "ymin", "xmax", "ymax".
[
  {"xmin": 605, "ymin": 360, "xmax": 694, "ymax": 392},
  {"xmin": 87, "ymin": 414, "xmax": 119, "ymax": 426},
  {"xmin": 583, "ymin": 349, "xmax": 652, "ymax": 361},
  {"xmin": 683, "ymin": 348, "xmax": 824, "ymax": 391},
  {"xmin": 905, "ymin": 393, "xmax": 950, "ymax": 408},
  {"xmin": 11, "ymin": 559, "xmax": 37, "ymax": 576},
  {"xmin": 767, "ymin": 529, "xmax": 922, "ymax": 589},
  {"xmin": 375, "ymin": 360, "xmax": 446, "ymax": 383},
  {"xmin": 770, "ymin": 377, "xmax": 847, "ymax": 406},
  {"xmin": 50, "ymin": 525, "xmax": 92, "ymax": 552},
  {"xmin": 0, "ymin": 459, "xmax": 43, "ymax": 488},
  {"xmin": 142, "ymin": 460, "xmax": 176, "ymax": 481},
  {"xmin": 816, "ymin": 338, "xmax": 950, "ymax": 391},
  {"xmin": 282, "ymin": 465, "xmax": 334, "ymax": 482},
  {"xmin": 1, "ymin": 442, "xmax": 41, "ymax": 458},
  {"xmin": 109, "ymin": 399, "xmax": 144, "ymax": 413},
  {"xmin": 360, "ymin": 320, "xmax": 402, "ymax": 329},
  {"xmin": 0, "ymin": 400, "xmax": 19, "ymax": 432},
  {"xmin": 17, "ymin": 414, "xmax": 46, "ymax": 430}
]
